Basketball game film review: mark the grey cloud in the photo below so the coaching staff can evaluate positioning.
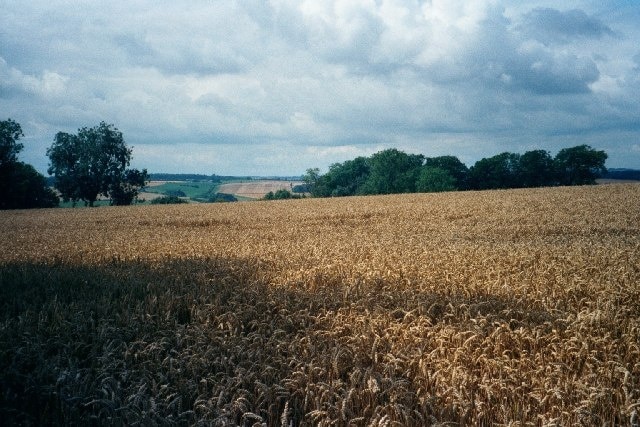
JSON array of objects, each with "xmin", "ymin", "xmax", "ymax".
[
  {"xmin": 112, "ymin": 34, "xmax": 156, "ymax": 61},
  {"xmin": 108, "ymin": 24, "xmax": 262, "ymax": 77},
  {"xmin": 504, "ymin": 46, "xmax": 600, "ymax": 94},
  {"xmin": 441, "ymin": 6, "xmax": 601, "ymax": 95},
  {"xmin": 634, "ymin": 52, "xmax": 640, "ymax": 72},
  {"xmin": 519, "ymin": 8, "xmax": 615, "ymax": 45},
  {"xmin": 142, "ymin": 39, "xmax": 253, "ymax": 76}
]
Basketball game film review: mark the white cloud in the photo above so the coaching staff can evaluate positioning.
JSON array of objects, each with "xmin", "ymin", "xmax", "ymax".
[{"xmin": 0, "ymin": 58, "xmax": 69, "ymax": 98}]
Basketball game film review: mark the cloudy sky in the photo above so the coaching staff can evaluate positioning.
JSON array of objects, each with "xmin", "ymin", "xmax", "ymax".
[{"xmin": 2, "ymin": 0, "xmax": 640, "ymax": 176}]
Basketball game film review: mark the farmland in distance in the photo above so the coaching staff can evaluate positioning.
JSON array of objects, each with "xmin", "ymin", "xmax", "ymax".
[
  {"xmin": 217, "ymin": 180, "xmax": 304, "ymax": 199},
  {"xmin": 1, "ymin": 184, "xmax": 639, "ymax": 425},
  {"xmin": 142, "ymin": 179, "xmax": 304, "ymax": 203}
]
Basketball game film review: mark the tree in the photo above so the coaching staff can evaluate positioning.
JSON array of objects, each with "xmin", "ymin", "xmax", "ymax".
[
  {"xmin": 0, "ymin": 119, "xmax": 24, "ymax": 207},
  {"xmin": 554, "ymin": 145, "xmax": 607, "ymax": 185},
  {"xmin": 519, "ymin": 149, "xmax": 557, "ymax": 188},
  {"xmin": 47, "ymin": 122, "xmax": 148, "ymax": 206},
  {"xmin": 0, "ymin": 119, "xmax": 59, "ymax": 209},
  {"xmin": 302, "ymin": 168, "xmax": 320, "ymax": 193},
  {"xmin": 110, "ymin": 168, "xmax": 149, "ymax": 206},
  {"xmin": 328, "ymin": 157, "xmax": 370, "ymax": 196},
  {"xmin": 311, "ymin": 157, "xmax": 370, "ymax": 197},
  {"xmin": 468, "ymin": 152, "xmax": 522, "ymax": 190},
  {"xmin": 424, "ymin": 156, "xmax": 469, "ymax": 190},
  {"xmin": 360, "ymin": 149, "xmax": 424, "ymax": 195},
  {"xmin": 3, "ymin": 162, "xmax": 59, "ymax": 209},
  {"xmin": 0, "ymin": 118, "xmax": 24, "ymax": 166},
  {"xmin": 264, "ymin": 189, "xmax": 296, "ymax": 200},
  {"xmin": 150, "ymin": 195, "xmax": 188, "ymax": 204},
  {"xmin": 416, "ymin": 167, "xmax": 457, "ymax": 193}
]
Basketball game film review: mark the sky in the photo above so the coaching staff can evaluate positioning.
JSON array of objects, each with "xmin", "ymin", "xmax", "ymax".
[{"xmin": 2, "ymin": 0, "xmax": 640, "ymax": 176}]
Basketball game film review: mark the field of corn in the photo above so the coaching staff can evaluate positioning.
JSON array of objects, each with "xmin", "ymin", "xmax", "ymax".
[{"xmin": 1, "ymin": 183, "xmax": 639, "ymax": 426}]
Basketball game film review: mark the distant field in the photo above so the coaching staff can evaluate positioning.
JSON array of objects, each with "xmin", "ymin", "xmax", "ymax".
[
  {"xmin": 1, "ymin": 184, "xmax": 639, "ymax": 425},
  {"xmin": 142, "ymin": 180, "xmax": 220, "ymax": 201},
  {"xmin": 142, "ymin": 179, "xmax": 303, "ymax": 201},
  {"xmin": 217, "ymin": 180, "xmax": 304, "ymax": 199},
  {"xmin": 596, "ymin": 178, "xmax": 640, "ymax": 184}
]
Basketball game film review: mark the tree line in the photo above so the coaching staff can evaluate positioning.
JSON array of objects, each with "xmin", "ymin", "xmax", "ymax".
[
  {"xmin": 303, "ymin": 146, "xmax": 608, "ymax": 197},
  {"xmin": 1, "ymin": 119, "xmax": 147, "ymax": 209},
  {"xmin": 0, "ymin": 117, "xmax": 611, "ymax": 209}
]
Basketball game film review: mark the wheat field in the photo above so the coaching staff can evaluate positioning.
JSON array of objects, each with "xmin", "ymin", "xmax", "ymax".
[{"xmin": 1, "ymin": 184, "xmax": 639, "ymax": 425}]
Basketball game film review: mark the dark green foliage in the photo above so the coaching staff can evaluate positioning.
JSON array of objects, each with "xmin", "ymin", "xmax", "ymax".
[
  {"xmin": 146, "ymin": 181, "xmax": 221, "ymax": 202},
  {"xmin": 314, "ymin": 157, "xmax": 370, "ymax": 197},
  {"xmin": 359, "ymin": 149, "xmax": 424, "ymax": 195},
  {"xmin": 1, "ymin": 162, "xmax": 59, "ymax": 209},
  {"xmin": 263, "ymin": 189, "xmax": 302, "ymax": 200},
  {"xmin": 468, "ymin": 152, "xmax": 522, "ymax": 190},
  {"xmin": 416, "ymin": 167, "xmax": 457, "ymax": 193},
  {"xmin": 110, "ymin": 168, "xmax": 149, "ymax": 206},
  {"xmin": 554, "ymin": 145, "xmax": 607, "ymax": 185},
  {"xmin": 0, "ymin": 119, "xmax": 59, "ymax": 209},
  {"xmin": 208, "ymin": 192, "xmax": 237, "ymax": 203},
  {"xmin": 0, "ymin": 119, "xmax": 24, "ymax": 166},
  {"xmin": 47, "ymin": 122, "xmax": 147, "ymax": 206},
  {"xmin": 150, "ymin": 195, "xmax": 188, "ymax": 204},
  {"xmin": 310, "ymin": 150, "xmax": 425, "ymax": 197},
  {"xmin": 519, "ymin": 150, "xmax": 557, "ymax": 188},
  {"xmin": 292, "ymin": 183, "xmax": 312, "ymax": 193},
  {"xmin": 307, "ymin": 145, "xmax": 609, "ymax": 198},
  {"xmin": 424, "ymin": 156, "xmax": 469, "ymax": 190},
  {"xmin": 302, "ymin": 167, "xmax": 321, "ymax": 195}
]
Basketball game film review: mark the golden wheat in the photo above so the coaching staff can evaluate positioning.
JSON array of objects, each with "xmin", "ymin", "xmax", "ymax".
[{"xmin": 1, "ymin": 183, "xmax": 639, "ymax": 425}]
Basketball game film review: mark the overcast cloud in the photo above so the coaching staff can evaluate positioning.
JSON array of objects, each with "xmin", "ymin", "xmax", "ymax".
[{"xmin": 2, "ymin": 0, "xmax": 639, "ymax": 175}]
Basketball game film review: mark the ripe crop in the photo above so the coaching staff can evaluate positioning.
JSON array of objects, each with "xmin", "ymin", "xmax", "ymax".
[{"xmin": 1, "ymin": 184, "xmax": 639, "ymax": 425}]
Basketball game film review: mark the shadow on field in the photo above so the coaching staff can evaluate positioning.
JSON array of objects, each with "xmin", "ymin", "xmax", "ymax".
[{"xmin": 0, "ymin": 257, "xmax": 562, "ymax": 426}]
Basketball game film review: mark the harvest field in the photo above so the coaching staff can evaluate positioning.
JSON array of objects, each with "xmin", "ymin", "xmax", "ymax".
[{"xmin": 1, "ymin": 184, "xmax": 639, "ymax": 425}]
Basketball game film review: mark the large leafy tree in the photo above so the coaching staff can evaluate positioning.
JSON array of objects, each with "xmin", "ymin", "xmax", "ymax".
[
  {"xmin": 468, "ymin": 152, "xmax": 522, "ymax": 190},
  {"xmin": 424, "ymin": 155, "xmax": 469, "ymax": 190},
  {"xmin": 0, "ymin": 119, "xmax": 59, "ymax": 209},
  {"xmin": 519, "ymin": 149, "xmax": 557, "ymax": 188},
  {"xmin": 0, "ymin": 119, "xmax": 24, "ymax": 166},
  {"xmin": 47, "ymin": 122, "xmax": 148, "ymax": 206},
  {"xmin": 416, "ymin": 167, "xmax": 457, "ymax": 193},
  {"xmin": 360, "ymin": 149, "xmax": 424, "ymax": 195},
  {"xmin": 309, "ymin": 157, "xmax": 371, "ymax": 197},
  {"xmin": 4, "ymin": 162, "xmax": 60, "ymax": 209},
  {"xmin": 302, "ymin": 167, "xmax": 321, "ymax": 194},
  {"xmin": 554, "ymin": 145, "xmax": 607, "ymax": 185},
  {"xmin": 328, "ymin": 157, "xmax": 370, "ymax": 197}
]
